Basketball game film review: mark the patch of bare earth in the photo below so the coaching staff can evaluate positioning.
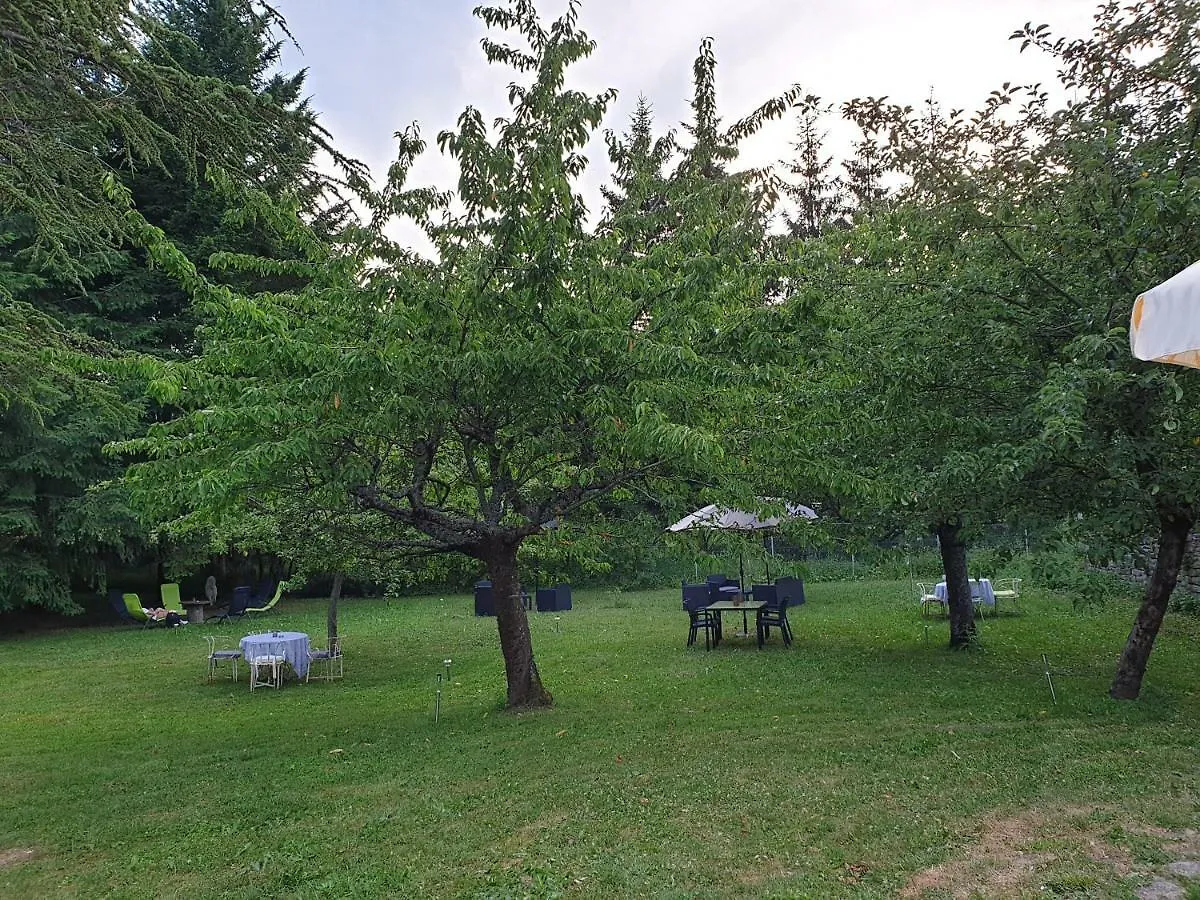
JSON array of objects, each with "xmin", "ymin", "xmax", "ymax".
[
  {"xmin": 732, "ymin": 853, "xmax": 793, "ymax": 888},
  {"xmin": 0, "ymin": 848, "xmax": 37, "ymax": 868},
  {"xmin": 497, "ymin": 810, "xmax": 570, "ymax": 857},
  {"xmin": 899, "ymin": 806, "xmax": 1135, "ymax": 899},
  {"xmin": 1161, "ymin": 828, "xmax": 1200, "ymax": 859}
]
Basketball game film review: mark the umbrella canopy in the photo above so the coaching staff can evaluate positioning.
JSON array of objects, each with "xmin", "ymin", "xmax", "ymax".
[
  {"xmin": 666, "ymin": 502, "xmax": 818, "ymax": 587},
  {"xmin": 666, "ymin": 502, "xmax": 818, "ymax": 533},
  {"xmin": 1131, "ymin": 261, "xmax": 1200, "ymax": 369}
]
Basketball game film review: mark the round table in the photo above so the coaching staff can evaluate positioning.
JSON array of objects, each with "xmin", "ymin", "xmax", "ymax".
[
  {"xmin": 933, "ymin": 579, "xmax": 995, "ymax": 609},
  {"xmin": 239, "ymin": 631, "xmax": 311, "ymax": 680}
]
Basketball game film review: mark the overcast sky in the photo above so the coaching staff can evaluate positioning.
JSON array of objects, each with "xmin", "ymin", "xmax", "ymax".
[{"xmin": 276, "ymin": 0, "xmax": 1102, "ymax": 238}]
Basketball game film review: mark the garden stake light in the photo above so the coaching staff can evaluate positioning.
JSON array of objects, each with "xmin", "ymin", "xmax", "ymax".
[
  {"xmin": 435, "ymin": 672, "xmax": 442, "ymax": 723},
  {"xmin": 1042, "ymin": 653, "xmax": 1057, "ymax": 704},
  {"xmin": 443, "ymin": 658, "xmax": 452, "ymax": 684}
]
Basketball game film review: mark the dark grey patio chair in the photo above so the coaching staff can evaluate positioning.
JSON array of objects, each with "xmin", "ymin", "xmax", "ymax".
[
  {"xmin": 683, "ymin": 583, "xmax": 718, "ymax": 650},
  {"xmin": 213, "ymin": 585, "xmax": 252, "ymax": 623},
  {"xmin": 755, "ymin": 595, "xmax": 793, "ymax": 647}
]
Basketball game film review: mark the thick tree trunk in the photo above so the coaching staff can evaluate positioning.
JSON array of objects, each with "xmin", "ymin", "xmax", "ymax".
[
  {"xmin": 936, "ymin": 520, "xmax": 977, "ymax": 649},
  {"xmin": 483, "ymin": 538, "xmax": 553, "ymax": 710},
  {"xmin": 1110, "ymin": 505, "xmax": 1193, "ymax": 700},
  {"xmin": 327, "ymin": 571, "xmax": 343, "ymax": 646}
]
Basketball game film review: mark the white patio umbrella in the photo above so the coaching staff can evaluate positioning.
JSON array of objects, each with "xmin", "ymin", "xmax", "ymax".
[
  {"xmin": 666, "ymin": 502, "xmax": 818, "ymax": 586},
  {"xmin": 1131, "ymin": 261, "xmax": 1200, "ymax": 368}
]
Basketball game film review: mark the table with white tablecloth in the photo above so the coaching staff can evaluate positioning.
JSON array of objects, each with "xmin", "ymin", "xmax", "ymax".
[
  {"xmin": 239, "ymin": 631, "xmax": 310, "ymax": 680},
  {"xmin": 933, "ymin": 578, "xmax": 995, "ymax": 609}
]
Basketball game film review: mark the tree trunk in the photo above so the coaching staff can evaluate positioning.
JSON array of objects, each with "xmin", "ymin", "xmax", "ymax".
[
  {"xmin": 1110, "ymin": 505, "xmax": 1193, "ymax": 700},
  {"xmin": 936, "ymin": 520, "xmax": 976, "ymax": 649},
  {"xmin": 483, "ymin": 537, "xmax": 553, "ymax": 710},
  {"xmin": 327, "ymin": 571, "xmax": 343, "ymax": 646}
]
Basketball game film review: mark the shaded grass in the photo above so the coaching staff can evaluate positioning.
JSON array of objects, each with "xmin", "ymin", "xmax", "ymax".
[{"xmin": 0, "ymin": 581, "xmax": 1197, "ymax": 898}]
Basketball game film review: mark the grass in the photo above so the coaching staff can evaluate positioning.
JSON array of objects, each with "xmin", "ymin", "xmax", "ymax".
[{"xmin": 1, "ymin": 581, "xmax": 1198, "ymax": 898}]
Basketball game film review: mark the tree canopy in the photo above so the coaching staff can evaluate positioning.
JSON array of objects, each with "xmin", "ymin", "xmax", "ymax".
[
  {"xmin": 776, "ymin": 0, "xmax": 1200, "ymax": 680},
  {"xmin": 0, "ymin": 0, "xmax": 344, "ymax": 613}
]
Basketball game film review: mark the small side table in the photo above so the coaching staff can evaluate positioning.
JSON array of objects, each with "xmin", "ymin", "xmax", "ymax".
[{"xmin": 182, "ymin": 600, "xmax": 212, "ymax": 624}]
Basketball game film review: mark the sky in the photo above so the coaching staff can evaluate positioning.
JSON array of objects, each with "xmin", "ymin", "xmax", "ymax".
[{"xmin": 275, "ymin": 0, "xmax": 1104, "ymax": 241}]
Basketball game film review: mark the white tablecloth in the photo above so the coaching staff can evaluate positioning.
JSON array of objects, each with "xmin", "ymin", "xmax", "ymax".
[
  {"xmin": 240, "ymin": 631, "xmax": 310, "ymax": 679},
  {"xmin": 933, "ymin": 579, "xmax": 995, "ymax": 607}
]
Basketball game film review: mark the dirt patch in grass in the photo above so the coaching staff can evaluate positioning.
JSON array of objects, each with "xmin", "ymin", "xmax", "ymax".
[
  {"xmin": 498, "ymin": 810, "xmax": 570, "ymax": 854},
  {"xmin": 731, "ymin": 853, "xmax": 793, "ymax": 888},
  {"xmin": 1160, "ymin": 828, "xmax": 1200, "ymax": 858},
  {"xmin": 0, "ymin": 847, "xmax": 37, "ymax": 868},
  {"xmin": 898, "ymin": 806, "xmax": 1139, "ymax": 899}
]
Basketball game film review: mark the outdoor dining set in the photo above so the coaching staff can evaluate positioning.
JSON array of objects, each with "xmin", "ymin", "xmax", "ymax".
[
  {"xmin": 205, "ymin": 630, "xmax": 344, "ymax": 690},
  {"xmin": 916, "ymin": 577, "xmax": 1022, "ymax": 617},
  {"xmin": 104, "ymin": 577, "xmax": 342, "ymax": 691},
  {"xmin": 682, "ymin": 574, "xmax": 805, "ymax": 650}
]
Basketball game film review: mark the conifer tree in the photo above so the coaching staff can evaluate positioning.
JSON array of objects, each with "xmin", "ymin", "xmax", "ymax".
[
  {"xmin": 0, "ymin": 0, "xmax": 346, "ymax": 612},
  {"xmin": 780, "ymin": 96, "xmax": 848, "ymax": 239}
]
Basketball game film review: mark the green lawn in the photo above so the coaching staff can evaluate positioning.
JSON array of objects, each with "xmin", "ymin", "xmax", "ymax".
[{"xmin": 1, "ymin": 582, "xmax": 1197, "ymax": 898}]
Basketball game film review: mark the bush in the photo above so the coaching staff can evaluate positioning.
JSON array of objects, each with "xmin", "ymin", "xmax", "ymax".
[
  {"xmin": 1171, "ymin": 591, "xmax": 1200, "ymax": 614},
  {"xmin": 800, "ymin": 549, "xmax": 943, "ymax": 583},
  {"xmin": 1017, "ymin": 550, "xmax": 1134, "ymax": 608}
]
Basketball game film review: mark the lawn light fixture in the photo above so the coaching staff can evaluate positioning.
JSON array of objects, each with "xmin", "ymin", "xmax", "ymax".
[{"xmin": 1042, "ymin": 654, "xmax": 1057, "ymax": 704}]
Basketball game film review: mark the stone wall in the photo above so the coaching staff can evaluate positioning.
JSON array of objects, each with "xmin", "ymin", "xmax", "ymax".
[{"xmin": 1096, "ymin": 535, "xmax": 1200, "ymax": 596}]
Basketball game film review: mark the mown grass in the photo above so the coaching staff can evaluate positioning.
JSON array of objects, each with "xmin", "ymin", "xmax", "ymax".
[{"xmin": 1, "ymin": 581, "xmax": 1197, "ymax": 898}]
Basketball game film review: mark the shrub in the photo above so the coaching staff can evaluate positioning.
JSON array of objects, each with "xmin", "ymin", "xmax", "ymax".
[{"xmin": 1017, "ymin": 550, "xmax": 1134, "ymax": 608}]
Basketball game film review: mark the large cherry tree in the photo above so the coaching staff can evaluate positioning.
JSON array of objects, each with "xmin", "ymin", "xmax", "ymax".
[{"xmin": 116, "ymin": 0, "xmax": 789, "ymax": 708}]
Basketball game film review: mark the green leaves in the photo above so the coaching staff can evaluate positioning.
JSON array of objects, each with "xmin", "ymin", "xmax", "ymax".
[
  {"xmin": 786, "ymin": 0, "xmax": 1200, "ymax": 567},
  {"xmin": 99, "ymin": 0, "xmax": 791, "ymax": 596}
]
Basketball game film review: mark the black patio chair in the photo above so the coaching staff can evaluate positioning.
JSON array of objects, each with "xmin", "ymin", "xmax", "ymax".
[
  {"xmin": 214, "ymin": 585, "xmax": 252, "ymax": 624},
  {"xmin": 536, "ymin": 583, "xmax": 572, "ymax": 612},
  {"xmin": 683, "ymin": 583, "xmax": 719, "ymax": 650},
  {"xmin": 755, "ymin": 594, "xmax": 792, "ymax": 647},
  {"xmin": 751, "ymin": 583, "xmax": 777, "ymax": 606},
  {"xmin": 250, "ymin": 579, "xmax": 276, "ymax": 606},
  {"xmin": 551, "ymin": 583, "xmax": 571, "ymax": 611},
  {"xmin": 774, "ymin": 576, "xmax": 806, "ymax": 608},
  {"xmin": 475, "ymin": 580, "xmax": 531, "ymax": 616},
  {"xmin": 108, "ymin": 589, "xmax": 137, "ymax": 625},
  {"xmin": 705, "ymin": 574, "xmax": 740, "ymax": 604},
  {"xmin": 474, "ymin": 580, "xmax": 494, "ymax": 616}
]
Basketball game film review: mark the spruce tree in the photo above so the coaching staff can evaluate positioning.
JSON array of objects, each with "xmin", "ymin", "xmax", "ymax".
[{"xmin": 780, "ymin": 96, "xmax": 848, "ymax": 239}]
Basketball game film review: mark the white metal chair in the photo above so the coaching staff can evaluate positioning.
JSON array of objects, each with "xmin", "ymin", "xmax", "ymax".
[
  {"xmin": 917, "ymin": 582, "xmax": 945, "ymax": 617},
  {"xmin": 991, "ymin": 577, "xmax": 1022, "ymax": 613},
  {"xmin": 204, "ymin": 635, "xmax": 242, "ymax": 682},
  {"xmin": 307, "ymin": 636, "xmax": 343, "ymax": 682},
  {"xmin": 249, "ymin": 653, "xmax": 285, "ymax": 690}
]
